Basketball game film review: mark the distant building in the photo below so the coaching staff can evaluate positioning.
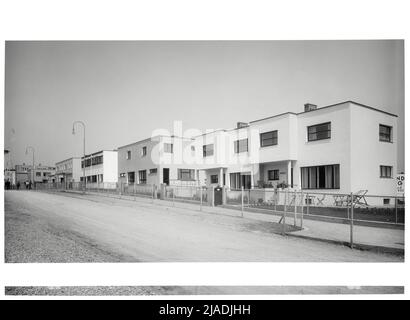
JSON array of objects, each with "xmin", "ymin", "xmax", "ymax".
[
  {"xmin": 55, "ymin": 157, "xmax": 82, "ymax": 183},
  {"xmin": 28, "ymin": 165, "xmax": 56, "ymax": 183},
  {"xmin": 15, "ymin": 164, "xmax": 31, "ymax": 184},
  {"xmin": 80, "ymin": 150, "xmax": 118, "ymax": 186}
]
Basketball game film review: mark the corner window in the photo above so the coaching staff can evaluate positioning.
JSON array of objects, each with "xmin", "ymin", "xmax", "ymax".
[
  {"xmin": 307, "ymin": 122, "xmax": 331, "ymax": 141},
  {"xmin": 379, "ymin": 124, "xmax": 392, "ymax": 142},
  {"xmin": 268, "ymin": 169, "xmax": 279, "ymax": 181},
  {"xmin": 234, "ymin": 138, "xmax": 248, "ymax": 153},
  {"xmin": 260, "ymin": 130, "xmax": 278, "ymax": 147},
  {"xmin": 380, "ymin": 165, "xmax": 392, "ymax": 178},
  {"xmin": 164, "ymin": 143, "xmax": 173, "ymax": 153},
  {"xmin": 203, "ymin": 144, "xmax": 214, "ymax": 157}
]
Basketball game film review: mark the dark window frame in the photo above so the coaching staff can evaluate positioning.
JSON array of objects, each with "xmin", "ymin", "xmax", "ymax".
[
  {"xmin": 380, "ymin": 165, "xmax": 393, "ymax": 178},
  {"xmin": 307, "ymin": 122, "xmax": 331, "ymax": 142},
  {"xmin": 210, "ymin": 175, "xmax": 218, "ymax": 184},
  {"xmin": 379, "ymin": 124, "xmax": 393, "ymax": 142},
  {"xmin": 164, "ymin": 143, "xmax": 173, "ymax": 154},
  {"xmin": 260, "ymin": 130, "xmax": 278, "ymax": 147},
  {"xmin": 138, "ymin": 170, "xmax": 147, "ymax": 184},
  {"xmin": 234, "ymin": 138, "xmax": 248, "ymax": 153},
  {"xmin": 178, "ymin": 168, "xmax": 195, "ymax": 181},
  {"xmin": 142, "ymin": 146, "xmax": 147, "ymax": 157},
  {"xmin": 267, "ymin": 169, "xmax": 279, "ymax": 181},
  {"xmin": 202, "ymin": 144, "xmax": 214, "ymax": 157}
]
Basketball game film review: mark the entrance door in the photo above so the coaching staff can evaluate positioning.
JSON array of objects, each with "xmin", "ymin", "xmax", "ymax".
[{"xmin": 163, "ymin": 168, "xmax": 170, "ymax": 185}]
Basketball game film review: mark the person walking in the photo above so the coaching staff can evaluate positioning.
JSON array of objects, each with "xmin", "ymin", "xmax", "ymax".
[{"xmin": 16, "ymin": 181, "xmax": 20, "ymax": 190}]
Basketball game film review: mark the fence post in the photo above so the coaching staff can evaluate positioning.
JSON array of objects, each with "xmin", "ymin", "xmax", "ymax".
[
  {"xmin": 350, "ymin": 192, "xmax": 354, "ymax": 249},
  {"xmin": 306, "ymin": 192, "xmax": 310, "ymax": 216},
  {"xmin": 241, "ymin": 186, "xmax": 244, "ymax": 218},
  {"xmin": 301, "ymin": 191, "xmax": 304, "ymax": 229},
  {"xmin": 173, "ymin": 187, "xmax": 175, "ymax": 206},
  {"xmin": 200, "ymin": 186, "xmax": 203, "ymax": 211},
  {"xmin": 395, "ymin": 197, "xmax": 398, "ymax": 224},
  {"xmin": 294, "ymin": 189, "xmax": 297, "ymax": 227},
  {"xmin": 282, "ymin": 190, "xmax": 287, "ymax": 236},
  {"xmin": 152, "ymin": 185, "xmax": 155, "ymax": 203}
]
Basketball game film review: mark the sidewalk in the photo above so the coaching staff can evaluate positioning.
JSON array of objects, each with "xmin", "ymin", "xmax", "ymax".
[{"xmin": 48, "ymin": 189, "xmax": 405, "ymax": 255}]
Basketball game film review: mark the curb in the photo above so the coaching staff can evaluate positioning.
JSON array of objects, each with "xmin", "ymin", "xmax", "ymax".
[{"xmin": 287, "ymin": 233, "xmax": 404, "ymax": 256}]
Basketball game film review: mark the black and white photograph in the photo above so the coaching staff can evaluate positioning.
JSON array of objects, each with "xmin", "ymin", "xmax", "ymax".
[{"xmin": 1, "ymin": 0, "xmax": 409, "ymax": 306}]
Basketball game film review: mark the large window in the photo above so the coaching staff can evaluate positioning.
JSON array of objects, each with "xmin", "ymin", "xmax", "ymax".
[
  {"xmin": 380, "ymin": 165, "xmax": 392, "ymax": 178},
  {"xmin": 379, "ymin": 124, "xmax": 392, "ymax": 142},
  {"xmin": 138, "ymin": 170, "xmax": 147, "ymax": 184},
  {"xmin": 230, "ymin": 173, "xmax": 252, "ymax": 190},
  {"xmin": 177, "ymin": 169, "xmax": 195, "ymax": 181},
  {"xmin": 301, "ymin": 164, "xmax": 340, "ymax": 189},
  {"xmin": 234, "ymin": 138, "xmax": 248, "ymax": 153},
  {"xmin": 164, "ymin": 143, "xmax": 173, "ymax": 153},
  {"xmin": 307, "ymin": 122, "xmax": 331, "ymax": 141},
  {"xmin": 268, "ymin": 169, "xmax": 279, "ymax": 181},
  {"xmin": 92, "ymin": 155, "xmax": 103, "ymax": 165},
  {"xmin": 203, "ymin": 144, "xmax": 214, "ymax": 157},
  {"xmin": 260, "ymin": 130, "xmax": 278, "ymax": 147}
]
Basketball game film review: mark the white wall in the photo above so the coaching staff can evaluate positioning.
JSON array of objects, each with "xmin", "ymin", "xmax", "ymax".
[{"xmin": 350, "ymin": 103, "xmax": 397, "ymax": 197}]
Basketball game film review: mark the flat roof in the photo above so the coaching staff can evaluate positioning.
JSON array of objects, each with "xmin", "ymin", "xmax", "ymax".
[
  {"xmin": 56, "ymin": 157, "xmax": 81, "ymax": 165},
  {"xmin": 249, "ymin": 100, "xmax": 397, "ymax": 124},
  {"xmin": 117, "ymin": 135, "xmax": 193, "ymax": 150}
]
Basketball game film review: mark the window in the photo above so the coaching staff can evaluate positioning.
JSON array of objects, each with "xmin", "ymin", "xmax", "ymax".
[
  {"xmin": 177, "ymin": 169, "xmax": 195, "ymax": 181},
  {"xmin": 43, "ymin": 172, "xmax": 48, "ymax": 177},
  {"xmin": 92, "ymin": 155, "xmax": 103, "ymax": 165},
  {"xmin": 379, "ymin": 124, "xmax": 392, "ymax": 142},
  {"xmin": 203, "ymin": 144, "xmax": 214, "ymax": 157},
  {"xmin": 301, "ymin": 164, "xmax": 340, "ymax": 189},
  {"xmin": 81, "ymin": 158, "xmax": 92, "ymax": 168},
  {"xmin": 268, "ymin": 169, "xmax": 279, "ymax": 181},
  {"xmin": 138, "ymin": 170, "xmax": 147, "ymax": 184},
  {"xmin": 164, "ymin": 143, "xmax": 173, "ymax": 153},
  {"xmin": 210, "ymin": 175, "xmax": 218, "ymax": 184},
  {"xmin": 126, "ymin": 150, "xmax": 131, "ymax": 160},
  {"xmin": 260, "ymin": 130, "xmax": 278, "ymax": 147},
  {"xmin": 142, "ymin": 146, "xmax": 147, "ymax": 157},
  {"xmin": 91, "ymin": 175, "xmax": 97, "ymax": 183},
  {"xmin": 307, "ymin": 122, "xmax": 331, "ymax": 141},
  {"xmin": 383, "ymin": 198, "xmax": 390, "ymax": 205},
  {"xmin": 380, "ymin": 166, "xmax": 392, "ymax": 178},
  {"xmin": 128, "ymin": 172, "xmax": 135, "ymax": 183},
  {"xmin": 149, "ymin": 168, "xmax": 157, "ymax": 175},
  {"xmin": 234, "ymin": 138, "xmax": 248, "ymax": 153},
  {"xmin": 230, "ymin": 173, "xmax": 252, "ymax": 189},
  {"xmin": 36, "ymin": 172, "xmax": 41, "ymax": 177}
]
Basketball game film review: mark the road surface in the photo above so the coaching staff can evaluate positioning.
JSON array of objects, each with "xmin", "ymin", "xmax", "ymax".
[{"xmin": 5, "ymin": 191, "xmax": 403, "ymax": 262}]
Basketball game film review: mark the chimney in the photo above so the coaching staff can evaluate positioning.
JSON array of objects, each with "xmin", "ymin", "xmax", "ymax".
[
  {"xmin": 237, "ymin": 122, "xmax": 248, "ymax": 129},
  {"xmin": 304, "ymin": 103, "xmax": 317, "ymax": 112}
]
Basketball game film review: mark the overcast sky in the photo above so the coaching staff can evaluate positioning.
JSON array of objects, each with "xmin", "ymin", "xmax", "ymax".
[{"xmin": 4, "ymin": 40, "xmax": 404, "ymax": 171}]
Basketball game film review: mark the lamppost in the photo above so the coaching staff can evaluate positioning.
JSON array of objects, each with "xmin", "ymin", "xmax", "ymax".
[
  {"xmin": 25, "ymin": 146, "xmax": 35, "ymax": 189},
  {"xmin": 72, "ymin": 121, "xmax": 86, "ymax": 194}
]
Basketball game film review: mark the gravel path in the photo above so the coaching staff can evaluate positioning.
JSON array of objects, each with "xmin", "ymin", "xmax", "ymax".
[{"xmin": 4, "ymin": 190, "xmax": 403, "ymax": 262}]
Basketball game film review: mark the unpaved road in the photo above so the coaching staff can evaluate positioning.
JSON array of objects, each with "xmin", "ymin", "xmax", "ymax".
[{"xmin": 4, "ymin": 191, "xmax": 403, "ymax": 262}]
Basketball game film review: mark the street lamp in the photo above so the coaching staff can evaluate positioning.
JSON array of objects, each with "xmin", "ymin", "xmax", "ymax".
[
  {"xmin": 72, "ymin": 121, "xmax": 86, "ymax": 194},
  {"xmin": 25, "ymin": 146, "xmax": 35, "ymax": 189}
]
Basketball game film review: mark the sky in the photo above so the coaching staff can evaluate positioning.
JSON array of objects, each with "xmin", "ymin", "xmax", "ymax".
[{"xmin": 4, "ymin": 40, "xmax": 405, "ymax": 171}]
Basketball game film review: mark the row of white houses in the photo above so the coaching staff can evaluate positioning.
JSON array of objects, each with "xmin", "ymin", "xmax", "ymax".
[{"xmin": 55, "ymin": 101, "xmax": 399, "ymax": 202}]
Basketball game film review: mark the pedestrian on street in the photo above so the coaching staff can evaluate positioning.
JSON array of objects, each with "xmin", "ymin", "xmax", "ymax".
[{"xmin": 16, "ymin": 181, "xmax": 20, "ymax": 190}]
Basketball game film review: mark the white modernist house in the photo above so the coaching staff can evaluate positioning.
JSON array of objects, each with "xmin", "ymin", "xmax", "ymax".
[
  {"xmin": 80, "ymin": 150, "xmax": 118, "ymax": 187},
  {"xmin": 117, "ymin": 101, "xmax": 398, "ymax": 204},
  {"xmin": 197, "ymin": 101, "xmax": 398, "ymax": 201},
  {"xmin": 117, "ymin": 135, "xmax": 206, "ymax": 187}
]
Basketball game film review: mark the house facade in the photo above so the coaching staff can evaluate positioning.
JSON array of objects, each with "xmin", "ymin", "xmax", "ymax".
[
  {"xmin": 80, "ymin": 150, "xmax": 118, "ymax": 186},
  {"xmin": 117, "ymin": 135, "xmax": 205, "ymax": 187},
  {"xmin": 116, "ymin": 101, "xmax": 398, "ymax": 203},
  {"xmin": 28, "ymin": 165, "xmax": 56, "ymax": 183},
  {"xmin": 55, "ymin": 157, "xmax": 82, "ymax": 183}
]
